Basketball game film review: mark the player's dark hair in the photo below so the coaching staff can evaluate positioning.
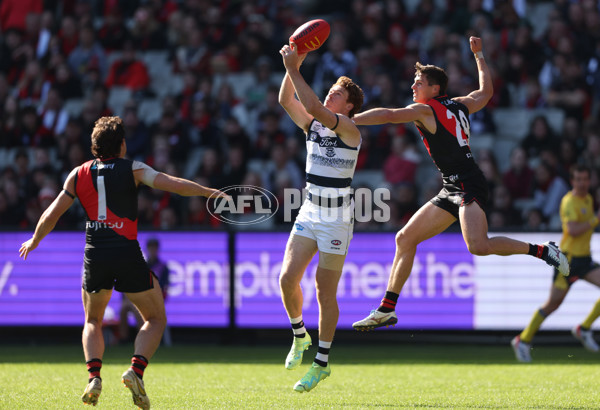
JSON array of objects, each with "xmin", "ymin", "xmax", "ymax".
[
  {"xmin": 335, "ymin": 76, "xmax": 364, "ymax": 118},
  {"xmin": 570, "ymin": 163, "xmax": 591, "ymax": 180},
  {"xmin": 91, "ymin": 116, "xmax": 125, "ymax": 159},
  {"xmin": 415, "ymin": 62, "xmax": 448, "ymax": 95}
]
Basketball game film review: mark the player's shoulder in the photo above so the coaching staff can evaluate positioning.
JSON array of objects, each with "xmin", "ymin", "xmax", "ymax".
[{"xmin": 561, "ymin": 191, "xmax": 578, "ymax": 207}]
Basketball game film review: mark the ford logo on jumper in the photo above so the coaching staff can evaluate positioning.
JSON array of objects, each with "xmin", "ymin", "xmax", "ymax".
[{"xmin": 208, "ymin": 185, "xmax": 279, "ymax": 225}]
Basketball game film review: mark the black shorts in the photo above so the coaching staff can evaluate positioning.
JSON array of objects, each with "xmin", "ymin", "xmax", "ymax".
[
  {"xmin": 430, "ymin": 170, "xmax": 489, "ymax": 219},
  {"xmin": 553, "ymin": 256, "xmax": 599, "ymax": 289},
  {"xmin": 82, "ymin": 241, "xmax": 155, "ymax": 293}
]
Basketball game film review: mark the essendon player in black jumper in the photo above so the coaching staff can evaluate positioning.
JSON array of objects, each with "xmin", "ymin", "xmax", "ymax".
[
  {"xmin": 19, "ymin": 117, "xmax": 226, "ymax": 408},
  {"xmin": 351, "ymin": 37, "xmax": 570, "ymax": 331}
]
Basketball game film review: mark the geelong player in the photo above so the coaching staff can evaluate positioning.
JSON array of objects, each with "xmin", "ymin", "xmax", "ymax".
[
  {"xmin": 351, "ymin": 36, "xmax": 570, "ymax": 331},
  {"xmin": 19, "ymin": 116, "xmax": 226, "ymax": 409},
  {"xmin": 512, "ymin": 165, "xmax": 600, "ymax": 362},
  {"xmin": 279, "ymin": 43, "xmax": 363, "ymax": 392}
]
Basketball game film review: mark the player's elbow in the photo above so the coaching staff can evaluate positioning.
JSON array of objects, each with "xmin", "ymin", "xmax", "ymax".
[
  {"xmin": 278, "ymin": 97, "xmax": 293, "ymax": 110},
  {"xmin": 482, "ymin": 86, "xmax": 493, "ymax": 102}
]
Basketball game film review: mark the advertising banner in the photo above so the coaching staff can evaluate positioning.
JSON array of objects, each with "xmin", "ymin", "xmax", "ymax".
[
  {"xmin": 1, "ymin": 231, "xmax": 598, "ymax": 330},
  {"xmin": 235, "ymin": 232, "xmax": 476, "ymax": 329},
  {"xmin": 0, "ymin": 232, "xmax": 229, "ymax": 327}
]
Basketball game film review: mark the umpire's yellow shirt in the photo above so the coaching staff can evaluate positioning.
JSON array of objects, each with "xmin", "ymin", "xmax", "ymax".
[{"xmin": 560, "ymin": 191, "xmax": 595, "ymax": 257}]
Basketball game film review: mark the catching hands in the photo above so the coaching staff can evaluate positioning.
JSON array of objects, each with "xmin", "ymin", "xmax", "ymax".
[{"xmin": 280, "ymin": 44, "xmax": 306, "ymax": 71}]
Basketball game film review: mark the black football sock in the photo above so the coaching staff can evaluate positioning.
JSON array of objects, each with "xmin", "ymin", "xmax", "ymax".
[
  {"xmin": 86, "ymin": 358, "xmax": 102, "ymax": 382},
  {"xmin": 376, "ymin": 291, "xmax": 399, "ymax": 313}
]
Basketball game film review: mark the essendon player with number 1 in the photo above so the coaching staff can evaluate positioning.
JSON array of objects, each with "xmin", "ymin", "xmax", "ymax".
[
  {"xmin": 19, "ymin": 116, "xmax": 227, "ymax": 409},
  {"xmin": 351, "ymin": 36, "xmax": 570, "ymax": 331}
]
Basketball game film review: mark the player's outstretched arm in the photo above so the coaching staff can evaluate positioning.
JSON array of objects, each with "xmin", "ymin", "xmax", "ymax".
[
  {"xmin": 453, "ymin": 36, "xmax": 493, "ymax": 114},
  {"xmin": 354, "ymin": 104, "xmax": 428, "ymax": 126},
  {"xmin": 144, "ymin": 171, "xmax": 227, "ymax": 198},
  {"xmin": 19, "ymin": 169, "xmax": 77, "ymax": 260}
]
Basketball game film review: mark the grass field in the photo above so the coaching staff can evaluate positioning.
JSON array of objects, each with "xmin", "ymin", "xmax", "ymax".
[{"xmin": 0, "ymin": 341, "xmax": 598, "ymax": 409}]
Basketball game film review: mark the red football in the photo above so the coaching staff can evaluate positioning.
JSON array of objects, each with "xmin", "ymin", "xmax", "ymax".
[{"xmin": 289, "ymin": 19, "xmax": 330, "ymax": 55}]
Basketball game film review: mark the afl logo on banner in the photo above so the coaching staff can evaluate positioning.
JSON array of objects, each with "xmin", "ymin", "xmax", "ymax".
[{"xmin": 208, "ymin": 185, "xmax": 278, "ymax": 226}]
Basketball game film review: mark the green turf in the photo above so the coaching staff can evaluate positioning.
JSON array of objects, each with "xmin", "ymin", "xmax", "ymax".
[{"xmin": 0, "ymin": 343, "xmax": 598, "ymax": 409}]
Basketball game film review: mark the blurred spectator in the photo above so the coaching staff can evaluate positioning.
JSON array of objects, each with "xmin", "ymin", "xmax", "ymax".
[
  {"xmin": 262, "ymin": 143, "xmax": 303, "ymax": 193},
  {"xmin": 97, "ymin": 6, "xmax": 128, "ymax": 52},
  {"xmin": 91, "ymin": 85, "xmax": 113, "ymax": 117},
  {"xmin": 67, "ymin": 25, "xmax": 107, "ymax": 86},
  {"xmin": 0, "ymin": 0, "xmax": 43, "ymax": 32},
  {"xmin": 221, "ymin": 145, "xmax": 247, "ymax": 188},
  {"xmin": 52, "ymin": 62, "xmax": 83, "ymax": 100},
  {"xmin": 502, "ymin": 146, "xmax": 534, "ymax": 200},
  {"xmin": 130, "ymin": 5, "xmax": 166, "ymax": 50},
  {"xmin": 546, "ymin": 57, "xmax": 590, "ymax": 122},
  {"xmin": 312, "ymin": 33, "xmax": 357, "ymax": 97},
  {"xmin": 174, "ymin": 23, "xmax": 210, "ymax": 74},
  {"xmin": 156, "ymin": 109, "xmax": 190, "ymax": 162},
  {"xmin": 1, "ymin": 175, "xmax": 25, "ymax": 224},
  {"xmin": 37, "ymin": 87, "xmax": 69, "ymax": 141},
  {"xmin": 104, "ymin": 38, "xmax": 150, "ymax": 94},
  {"xmin": 19, "ymin": 105, "xmax": 44, "ymax": 146},
  {"xmin": 520, "ymin": 115, "xmax": 560, "ymax": 159},
  {"xmin": 524, "ymin": 208, "xmax": 547, "ymax": 232},
  {"xmin": 122, "ymin": 103, "xmax": 150, "ymax": 161},
  {"xmin": 477, "ymin": 148, "xmax": 502, "ymax": 195},
  {"xmin": 382, "ymin": 133, "xmax": 420, "ymax": 185},
  {"xmin": 196, "ymin": 148, "xmax": 222, "ymax": 188},
  {"xmin": 0, "ymin": 96, "xmax": 22, "ymax": 147},
  {"xmin": 16, "ymin": 59, "xmax": 47, "ymax": 106},
  {"xmin": 254, "ymin": 110, "xmax": 286, "ymax": 160},
  {"xmin": 532, "ymin": 161, "xmax": 569, "ymax": 226},
  {"xmin": 489, "ymin": 184, "xmax": 522, "ymax": 227},
  {"xmin": 159, "ymin": 206, "xmax": 178, "ymax": 229},
  {"xmin": 187, "ymin": 99, "xmax": 219, "ymax": 149},
  {"xmin": 57, "ymin": 15, "xmax": 78, "ymax": 57},
  {"xmin": 393, "ymin": 183, "xmax": 419, "ymax": 228},
  {"xmin": 185, "ymin": 194, "xmax": 220, "ymax": 228},
  {"xmin": 582, "ymin": 132, "xmax": 600, "ymax": 170},
  {"xmin": 0, "ymin": 28, "xmax": 31, "ymax": 84}
]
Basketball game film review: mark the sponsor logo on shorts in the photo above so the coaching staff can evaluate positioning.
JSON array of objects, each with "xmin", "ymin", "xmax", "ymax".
[
  {"xmin": 295, "ymin": 223, "xmax": 304, "ymax": 231},
  {"xmin": 331, "ymin": 239, "xmax": 342, "ymax": 246},
  {"xmin": 86, "ymin": 221, "xmax": 124, "ymax": 230}
]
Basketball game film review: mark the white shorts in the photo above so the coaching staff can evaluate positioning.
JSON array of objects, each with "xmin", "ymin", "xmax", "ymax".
[{"xmin": 291, "ymin": 198, "xmax": 354, "ymax": 255}]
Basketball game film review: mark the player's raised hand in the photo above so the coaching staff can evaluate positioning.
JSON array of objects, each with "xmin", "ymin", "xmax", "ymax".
[
  {"xmin": 280, "ymin": 44, "xmax": 306, "ymax": 70},
  {"xmin": 470, "ymin": 36, "xmax": 483, "ymax": 54}
]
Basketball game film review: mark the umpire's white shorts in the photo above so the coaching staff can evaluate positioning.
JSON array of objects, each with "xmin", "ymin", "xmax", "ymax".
[{"xmin": 290, "ymin": 198, "xmax": 354, "ymax": 255}]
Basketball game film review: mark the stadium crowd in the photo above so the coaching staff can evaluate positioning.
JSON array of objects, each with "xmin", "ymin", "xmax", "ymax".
[{"xmin": 1, "ymin": 0, "xmax": 600, "ymax": 231}]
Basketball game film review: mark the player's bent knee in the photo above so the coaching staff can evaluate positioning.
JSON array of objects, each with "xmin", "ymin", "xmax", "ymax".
[
  {"xmin": 279, "ymin": 273, "xmax": 299, "ymax": 293},
  {"xmin": 395, "ymin": 230, "xmax": 416, "ymax": 251}
]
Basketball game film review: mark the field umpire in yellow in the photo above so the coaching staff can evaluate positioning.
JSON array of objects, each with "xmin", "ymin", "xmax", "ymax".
[{"xmin": 511, "ymin": 164, "xmax": 600, "ymax": 362}]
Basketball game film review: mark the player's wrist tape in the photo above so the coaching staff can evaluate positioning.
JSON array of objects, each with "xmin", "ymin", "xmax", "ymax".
[
  {"xmin": 475, "ymin": 51, "xmax": 484, "ymax": 59},
  {"xmin": 590, "ymin": 217, "xmax": 599, "ymax": 228}
]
